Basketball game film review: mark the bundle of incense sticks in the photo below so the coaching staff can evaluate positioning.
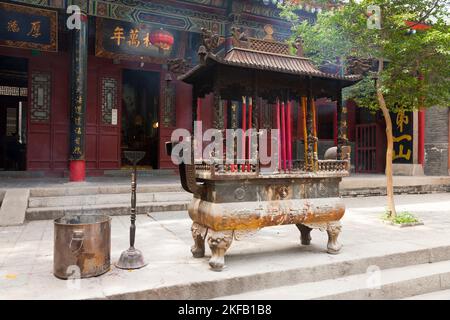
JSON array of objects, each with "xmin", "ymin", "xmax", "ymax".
[
  {"xmin": 242, "ymin": 96, "xmax": 246, "ymax": 171},
  {"xmin": 247, "ymin": 97, "xmax": 253, "ymax": 172},
  {"xmin": 276, "ymin": 99, "xmax": 293, "ymax": 172},
  {"xmin": 287, "ymin": 100, "xmax": 292, "ymax": 171},
  {"xmin": 276, "ymin": 99, "xmax": 281, "ymax": 171}
]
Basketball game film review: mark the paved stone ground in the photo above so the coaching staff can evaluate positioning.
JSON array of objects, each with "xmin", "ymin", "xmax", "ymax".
[{"xmin": 1, "ymin": 193, "xmax": 450, "ymax": 300}]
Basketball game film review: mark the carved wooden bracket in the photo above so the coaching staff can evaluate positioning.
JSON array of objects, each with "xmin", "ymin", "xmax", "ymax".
[
  {"xmin": 345, "ymin": 56, "xmax": 377, "ymax": 76},
  {"xmin": 201, "ymin": 27, "xmax": 220, "ymax": 52},
  {"xmin": 293, "ymin": 36, "xmax": 304, "ymax": 57},
  {"xmin": 167, "ymin": 58, "xmax": 191, "ymax": 76}
]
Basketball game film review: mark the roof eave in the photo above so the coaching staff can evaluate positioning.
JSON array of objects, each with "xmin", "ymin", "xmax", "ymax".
[{"xmin": 178, "ymin": 54, "xmax": 364, "ymax": 86}]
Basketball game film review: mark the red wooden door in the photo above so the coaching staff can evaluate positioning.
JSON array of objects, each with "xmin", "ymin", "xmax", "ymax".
[
  {"xmin": 86, "ymin": 59, "xmax": 122, "ymax": 171},
  {"xmin": 27, "ymin": 53, "xmax": 69, "ymax": 172}
]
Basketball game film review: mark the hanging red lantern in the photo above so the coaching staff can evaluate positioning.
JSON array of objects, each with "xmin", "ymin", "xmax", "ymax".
[
  {"xmin": 149, "ymin": 29, "xmax": 174, "ymax": 50},
  {"xmin": 404, "ymin": 20, "xmax": 432, "ymax": 31}
]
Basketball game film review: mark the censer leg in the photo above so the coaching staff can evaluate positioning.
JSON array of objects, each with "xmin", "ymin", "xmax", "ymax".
[
  {"xmin": 191, "ymin": 222, "xmax": 207, "ymax": 258},
  {"xmin": 326, "ymin": 221, "xmax": 342, "ymax": 254},
  {"xmin": 207, "ymin": 230, "xmax": 233, "ymax": 271},
  {"xmin": 296, "ymin": 224, "xmax": 312, "ymax": 245}
]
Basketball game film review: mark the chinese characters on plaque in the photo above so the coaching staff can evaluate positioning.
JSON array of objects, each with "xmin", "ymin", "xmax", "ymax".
[
  {"xmin": 391, "ymin": 109, "xmax": 414, "ymax": 163},
  {"xmin": 0, "ymin": 3, "xmax": 57, "ymax": 52},
  {"xmin": 96, "ymin": 18, "xmax": 179, "ymax": 63}
]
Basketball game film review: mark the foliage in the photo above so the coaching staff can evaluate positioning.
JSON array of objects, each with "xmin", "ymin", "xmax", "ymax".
[
  {"xmin": 280, "ymin": 0, "xmax": 450, "ymax": 111},
  {"xmin": 381, "ymin": 211, "xmax": 420, "ymax": 224}
]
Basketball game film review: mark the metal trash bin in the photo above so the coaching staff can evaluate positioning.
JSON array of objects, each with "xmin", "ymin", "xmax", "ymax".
[{"xmin": 54, "ymin": 215, "xmax": 111, "ymax": 279}]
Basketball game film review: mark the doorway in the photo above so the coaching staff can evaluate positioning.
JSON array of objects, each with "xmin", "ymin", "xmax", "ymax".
[
  {"xmin": 0, "ymin": 56, "xmax": 28, "ymax": 171},
  {"xmin": 354, "ymin": 108, "xmax": 386, "ymax": 173},
  {"xmin": 121, "ymin": 69, "xmax": 160, "ymax": 169}
]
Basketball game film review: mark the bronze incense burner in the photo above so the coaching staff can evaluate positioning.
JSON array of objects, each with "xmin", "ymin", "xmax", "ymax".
[{"xmin": 174, "ymin": 30, "xmax": 361, "ymax": 271}]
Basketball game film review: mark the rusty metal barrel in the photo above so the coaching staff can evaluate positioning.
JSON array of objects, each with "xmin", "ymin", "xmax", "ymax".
[{"xmin": 54, "ymin": 215, "xmax": 111, "ymax": 279}]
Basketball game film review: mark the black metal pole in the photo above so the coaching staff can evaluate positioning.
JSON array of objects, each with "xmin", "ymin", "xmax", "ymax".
[
  {"xmin": 130, "ymin": 161, "xmax": 137, "ymax": 248},
  {"xmin": 116, "ymin": 151, "xmax": 146, "ymax": 269}
]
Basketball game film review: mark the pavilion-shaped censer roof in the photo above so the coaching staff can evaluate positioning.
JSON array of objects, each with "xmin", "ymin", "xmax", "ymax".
[{"xmin": 179, "ymin": 33, "xmax": 362, "ymax": 100}]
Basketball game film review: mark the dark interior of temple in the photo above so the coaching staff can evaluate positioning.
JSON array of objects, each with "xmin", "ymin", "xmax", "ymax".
[
  {"xmin": 0, "ymin": 55, "xmax": 28, "ymax": 171},
  {"xmin": 121, "ymin": 69, "xmax": 160, "ymax": 169}
]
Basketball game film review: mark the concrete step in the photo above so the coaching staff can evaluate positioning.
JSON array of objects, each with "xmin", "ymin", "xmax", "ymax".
[
  {"xmin": 104, "ymin": 169, "xmax": 176, "ymax": 177},
  {"xmin": 28, "ymin": 191, "xmax": 192, "ymax": 208},
  {"xmin": 404, "ymin": 289, "xmax": 450, "ymax": 300},
  {"xmin": 103, "ymin": 244, "xmax": 450, "ymax": 300},
  {"xmin": 26, "ymin": 201, "xmax": 188, "ymax": 221},
  {"xmin": 341, "ymin": 184, "xmax": 450, "ymax": 197},
  {"xmin": 29, "ymin": 184, "xmax": 184, "ymax": 197},
  {"xmin": 216, "ymin": 260, "xmax": 450, "ymax": 300}
]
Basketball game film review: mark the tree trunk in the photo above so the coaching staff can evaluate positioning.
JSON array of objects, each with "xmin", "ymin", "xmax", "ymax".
[{"xmin": 376, "ymin": 58, "xmax": 397, "ymax": 218}]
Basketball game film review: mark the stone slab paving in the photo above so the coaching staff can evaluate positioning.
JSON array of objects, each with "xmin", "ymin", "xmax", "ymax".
[{"xmin": 1, "ymin": 193, "xmax": 450, "ymax": 300}]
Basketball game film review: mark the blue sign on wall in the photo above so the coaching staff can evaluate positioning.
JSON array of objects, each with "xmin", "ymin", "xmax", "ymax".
[{"xmin": 0, "ymin": 3, "xmax": 58, "ymax": 52}]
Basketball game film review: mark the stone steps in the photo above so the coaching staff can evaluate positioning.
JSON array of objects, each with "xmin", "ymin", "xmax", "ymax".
[
  {"xmin": 28, "ymin": 192, "xmax": 192, "ymax": 208},
  {"xmin": 404, "ymin": 289, "xmax": 450, "ymax": 300},
  {"xmin": 28, "ymin": 184, "xmax": 184, "ymax": 197},
  {"xmin": 104, "ymin": 244, "xmax": 450, "ymax": 300},
  {"xmin": 103, "ymin": 169, "xmax": 176, "ymax": 177},
  {"xmin": 216, "ymin": 260, "xmax": 450, "ymax": 300},
  {"xmin": 26, "ymin": 200, "xmax": 189, "ymax": 221},
  {"xmin": 25, "ymin": 184, "xmax": 191, "ymax": 221},
  {"xmin": 341, "ymin": 184, "xmax": 450, "ymax": 198}
]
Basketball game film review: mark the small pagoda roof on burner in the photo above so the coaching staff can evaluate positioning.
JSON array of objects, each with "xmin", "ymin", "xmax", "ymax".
[{"xmin": 179, "ymin": 35, "xmax": 362, "ymax": 90}]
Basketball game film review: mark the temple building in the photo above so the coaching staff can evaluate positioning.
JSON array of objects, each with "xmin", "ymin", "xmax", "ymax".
[{"xmin": 0, "ymin": 0, "xmax": 448, "ymax": 180}]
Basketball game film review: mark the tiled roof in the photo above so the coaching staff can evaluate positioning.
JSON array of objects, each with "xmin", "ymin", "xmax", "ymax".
[
  {"xmin": 179, "ymin": 38, "xmax": 362, "ymax": 83},
  {"xmin": 246, "ymin": 38, "xmax": 290, "ymax": 55},
  {"xmin": 221, "ymin": 48, "xmax": 361, "ymax": 81}
]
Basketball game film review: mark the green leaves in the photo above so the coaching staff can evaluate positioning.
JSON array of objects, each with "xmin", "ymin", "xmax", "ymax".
[{"xmin": 281, "ymin": 0, "xmax": 450, "ymax": 111}]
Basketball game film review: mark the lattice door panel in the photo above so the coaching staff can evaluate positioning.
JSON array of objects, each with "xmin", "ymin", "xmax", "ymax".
[{"xmin": 355, "ymin": 123, "xmax": 377, "ymax": 173}]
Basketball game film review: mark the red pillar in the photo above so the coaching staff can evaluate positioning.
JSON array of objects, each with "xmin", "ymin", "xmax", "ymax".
[
  {"xmin": 196, "ymin": 98, "xmax": 202, "ymax": 122},
  {"xmin": 448, "ymin": 109, "xmax": 450, "ymax": 173},
  {"xmin": 70, "ymin": 161, "xmax": 86, "ymax": 182},
  {"xmin": 418, "ymin": 109, "xmax": 425, "ymax": 165}
]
